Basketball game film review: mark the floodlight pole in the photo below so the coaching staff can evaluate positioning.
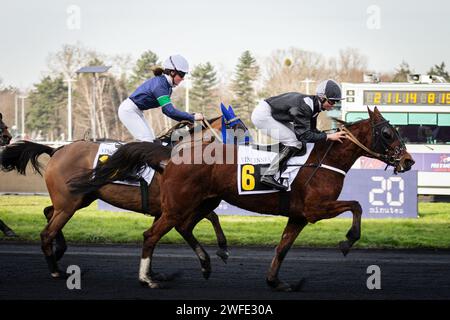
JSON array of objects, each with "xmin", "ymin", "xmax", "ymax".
[
  {"xmin": 185, "ymin": 76, "xmax": 190, "ymax": 113},
  {"xmin": 301, "ymin": 78, "xmax": 315, "ymax": 95},
  {"xmin": 14, "ymin": 93, "xmax": 18, "ymax": 128},
  {"xmin": 64, "ymin": 78, "xmax": 76, "ymax": 141},
  {"xmin": 92, "ymin": 74, "xmax": 97, "ymax": 141},
  {"xmin": 18, "ymin": 96, "xmax": 27, "ymax": 139},
  {"xmin": 75, "ymin": 66, "xmax": 110, "ymax": 142}
]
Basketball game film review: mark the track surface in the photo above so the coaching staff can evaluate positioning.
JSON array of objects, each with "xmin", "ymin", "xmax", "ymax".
[{"xmin": 0, "ymin": 243, "xmax": 449, "ymax": 300}]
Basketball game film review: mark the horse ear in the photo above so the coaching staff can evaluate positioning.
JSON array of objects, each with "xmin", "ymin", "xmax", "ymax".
[
  {"xmin": 221, "ymin": 103, "xmax": 230, "ymax": 120},
  {"xmin": 367, "ymin": 106, "xmax": 374, "ymax": 119},
  {"xmin": 373, "ymin": 106, "xmax": 382, "ymax": 118},
  {"xmin": 228, "ymin": 105, "xmax": 236, "ymax": 117}
]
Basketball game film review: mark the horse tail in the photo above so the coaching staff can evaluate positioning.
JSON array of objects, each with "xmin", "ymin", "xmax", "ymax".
[
  {"xmin": 0, "ymin": 140, "xmax": 55, "ymax": 176},
  {"xmin": 69, "ymin": 141, "xmax": 172, "ymax": 194}
]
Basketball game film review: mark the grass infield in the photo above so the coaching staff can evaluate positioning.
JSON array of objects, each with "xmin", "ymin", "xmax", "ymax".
[{"xmin": 0, "ymin": 196, "xmax": 449, "ymax": 249}]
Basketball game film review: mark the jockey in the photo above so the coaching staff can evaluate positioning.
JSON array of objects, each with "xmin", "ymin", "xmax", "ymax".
[
  {"xmin": 251, "ymin": 79, "xmax": 347, "ymax": 190},
  {"xmin": 118, "ymin": 54, "xmax": 204, "ymax": 142}
]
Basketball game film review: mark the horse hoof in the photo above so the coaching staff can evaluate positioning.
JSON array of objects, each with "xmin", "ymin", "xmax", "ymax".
[
  {"xmin": 266, "ymin": 278, "xmax": 305, "ymax": 292},
  {"xmin": 216, "ymin": 249, "xmax": 229, "ymax": 264},
  {"xmin": 151, "ymin": 271, "xmax": 182, "ymax": 281},
  {"xmin": 5, "ymin": 230, "xmax": 18, "ymax": 237},
  {"xmin": 148, "ymin": 282, "xmax": 163, "ymax": 289},
  {"xmin": 292, "ymin": 278, "xmax": 306, "ymax": 292},
  {"xmin": 201, "ymin": 268, "xmax": 211, "ymax": 280},
  {"xmin": 51, "ymin": 270, "xmax": 68, "ymax": 279},
  {"xmin": 139, "ymin": 278, "xmax": 163, "ymax": 289},
  {"xmin": 339, "ymin": 241, "xmax": 351, "ymax": 257},
  {"xmin": 273, "ymin": 282, "xmax": 292, "ymax": 292}
]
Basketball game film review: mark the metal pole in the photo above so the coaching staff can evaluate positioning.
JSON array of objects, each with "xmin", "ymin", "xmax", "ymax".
[
  {"xmin": 185, "ymin": 82, "xmax": 190, "ymax": 113},
  {"xmin": 301, "ymin": 78, "xmax": 315, "ymax": 95},
  {"xmin": 68, "ymin": 80, "xmax": 72, "ymax": 141},
  {"xmin": 92, "ymin": 74, "xmax": 97, "ymax": 141},
  {"xmin": 14, "ymin": 94, "xmax": 18, "ymax": 128},
  {"xmin": 64, "ymin": 78, "xmax": 75, "ymax": 141},
  {"xmin": 19, "ymin": 96, "xmax": 26, "ymax": 138}
]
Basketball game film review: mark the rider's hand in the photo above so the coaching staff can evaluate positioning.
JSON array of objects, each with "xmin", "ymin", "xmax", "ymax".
[
  {"xmin": 194, "ymin": 113, "xmax": 204, "ymax": 121},
  {"xmin": 326, "ymin": 131, "xmax": 347, "ymax": 143}
]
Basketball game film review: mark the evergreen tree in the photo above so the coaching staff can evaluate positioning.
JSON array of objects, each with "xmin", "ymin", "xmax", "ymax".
[
  {"xmin": 392, "ymin": 61, "xmax": 412, "ymax": 82},
  {"xmin": 27, "ymin": 76, "xmax": 67, "ymax": 139},
  {"xmin": 428, "ymin": 62, "xmax": 450, "ymax": 82},
  {"xmin": 129, "ymin": 50, "xmax": 160, "ymax": 90},
  {"xmin": 190, "ymin": 62, "xmax": 218, "ymax": 114},
  {"xmin": 230, "ymin": 50, "xmax": 259, "ymax": 123}
]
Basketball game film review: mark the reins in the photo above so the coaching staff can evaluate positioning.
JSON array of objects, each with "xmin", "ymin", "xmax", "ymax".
[
  {"xmin": 340, "ymin": 126, "xmax": 385, "ymax": 160},
  {"xmin": 303, "ymin": 141, "xmax": 336, "ymax": 187},
  {"xmin": 202, "ymin": 119, "xmax": 224, "ymax": 144}
]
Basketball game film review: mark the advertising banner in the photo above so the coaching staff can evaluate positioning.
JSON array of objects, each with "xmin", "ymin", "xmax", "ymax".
[{"xmin": 215, "ymin": 169, "xmax": 418, "ymax": 219}]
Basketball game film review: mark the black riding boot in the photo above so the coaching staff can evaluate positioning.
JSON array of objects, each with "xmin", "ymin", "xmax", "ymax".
[{"xmin": 260, "ymin": 145, "xmax": 300, "ymax": 191}]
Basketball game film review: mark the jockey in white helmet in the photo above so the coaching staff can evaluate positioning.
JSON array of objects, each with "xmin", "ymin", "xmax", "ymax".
[
  {"xmin": 118, "ymin": 54, "xmax": 203, "ymax": 142},
  {"xmin": 251, "ymin": 79, "xmax": 347, "ymax": 190}
]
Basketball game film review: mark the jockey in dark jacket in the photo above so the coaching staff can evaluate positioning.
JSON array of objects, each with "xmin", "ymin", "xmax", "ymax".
[{"xmin": 251, "ymin": 79, "xmax": 347, "ymax": 190}]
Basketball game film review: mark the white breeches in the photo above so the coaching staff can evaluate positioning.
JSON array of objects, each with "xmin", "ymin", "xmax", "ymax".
[
  {"xmin": 251, "ymin": 100, "xmax": 302, "ymax": 148},
  {"xmin": 118, "ymin": 98, "xmax": 155, "ymax": 142}
]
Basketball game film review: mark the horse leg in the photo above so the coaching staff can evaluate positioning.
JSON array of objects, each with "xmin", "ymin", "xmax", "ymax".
[
  {"xmin": 43, "ymin": 206, "xmax": 67, "ymax": 261},
  {"xmin": 266, "ymin": 216, "xmax": 308, "ymax": 292},
  {"xmin": 305, "ymin": 200, "xmax": 363, "ymax": 257},
  {"xmin": 139, "ymin": 214, "xmax": 178, "ymax": 288},
  {"xmin": 204, "ymin": 211, "xmax": 229, "ymax": 263},
  {"xmin": 0, "ymin": 219, "xmax": 17, "ymax": 237},
  {"xmin": 41, "ymin": 209, "xmax": 75, "ymax": 278},
  {"xmin": 176, "ymin": 214, "xmax": 212, "ymax": 280}
]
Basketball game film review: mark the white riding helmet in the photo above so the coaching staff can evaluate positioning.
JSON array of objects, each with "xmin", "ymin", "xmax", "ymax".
[{"xmin": 163, "ymin": 54, "xmax": 189, "ymax": 73}]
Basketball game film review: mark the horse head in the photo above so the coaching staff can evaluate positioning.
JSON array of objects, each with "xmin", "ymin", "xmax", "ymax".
[
  {"xmin": 159, "ymin": 104, "xmax": 251, "ymax": 146},
  {"xmin": 220, "ymin": 103, "xmax": 251, "ymax": 144},
  {"xmin": 344, "ymin": 107, "xmax": 414, "ymax": 173},
  {"xmin": 0, "ymin": 113, "xmax": 12, "ymax": 146}
]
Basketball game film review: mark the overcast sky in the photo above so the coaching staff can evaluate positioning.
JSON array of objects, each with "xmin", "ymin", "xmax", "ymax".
[{"xmin": 0, "ymin": 0, "xmax": 449, "ymax": 90}]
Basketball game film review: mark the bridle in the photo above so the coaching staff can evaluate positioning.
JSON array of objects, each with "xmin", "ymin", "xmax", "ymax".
[
  {"xmin": 341, "ymin": 118, "xmax": 407, "ymax": 169},
  {"xmin": 304, "ymin": 118, "xmax": 407, "ymax": 186},
  {"xmin": 220, "ymin": 116, "xmax": 250, "ymax": 145}
]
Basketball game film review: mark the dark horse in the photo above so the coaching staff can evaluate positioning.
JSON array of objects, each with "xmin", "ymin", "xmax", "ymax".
[
  {"xmin": 71, "ymin": 107, "xmax": 415, "ymax": 290},
  {"xmin": 0, "ymin": 108, "xmax": 249, "ymax": 278},
  {"xmin": 0, "ymin": 113, "xmax": 17, "ymax": 237}
]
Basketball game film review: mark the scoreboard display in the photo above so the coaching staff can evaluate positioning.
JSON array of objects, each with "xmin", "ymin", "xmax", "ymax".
[{"xmin": 363, "ymin": 90, "xmax": 450, "ymax": 106}]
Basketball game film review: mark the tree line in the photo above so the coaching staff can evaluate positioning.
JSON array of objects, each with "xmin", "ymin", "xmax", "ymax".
[{"xmin": 0, "ymin": 43, "xmax": 448, "ymax": 142}]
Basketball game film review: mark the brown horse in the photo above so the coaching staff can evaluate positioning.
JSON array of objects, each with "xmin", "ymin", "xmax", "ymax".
[
  {"xmin": 0, "ymin": 113, "xmax": 248, "ymax": 278},
  {"xmin": 0, "ymin": 113, "xmax": 17, "ymax": 237},
  {"xmin": 79, "ymin": 107, "xmax": 415, "ymax": 290}
]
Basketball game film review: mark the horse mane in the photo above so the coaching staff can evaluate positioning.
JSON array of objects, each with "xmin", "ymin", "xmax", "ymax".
[{"xmin": 331, "ymin": 117, "xmax": 367, "ymax": 128}]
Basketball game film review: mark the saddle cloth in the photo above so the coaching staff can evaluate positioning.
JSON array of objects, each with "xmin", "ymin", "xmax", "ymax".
[
  {"xmin": 237, "ymin": 144, "xmax": 314, "ymax": 195},
  {"xmin": 93, "ymin": 143, "xmax": 155, "ymax": 187}
]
